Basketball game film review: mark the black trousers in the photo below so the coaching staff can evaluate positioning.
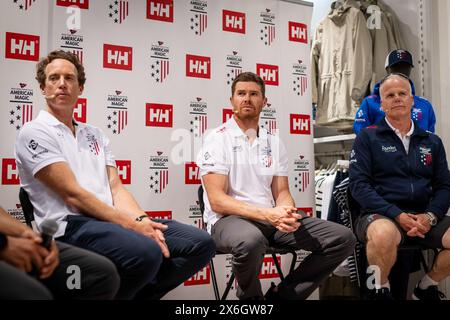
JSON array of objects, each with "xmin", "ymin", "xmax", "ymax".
[{"xmin": 0, "ymin": 241, "xmax": 120, "ymax": 299}]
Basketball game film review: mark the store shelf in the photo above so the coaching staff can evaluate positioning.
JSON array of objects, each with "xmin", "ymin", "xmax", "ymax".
[{"xmin": 313, "ymin": 133, "xmax": 356, "ymax": 144}]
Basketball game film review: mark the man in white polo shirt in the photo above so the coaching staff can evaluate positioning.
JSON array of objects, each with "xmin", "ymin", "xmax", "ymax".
[
  {"xmin": 198, "ymin": 72, "xmax": 356, "ymax": 300},
  {"xmin": 15, "ymin": 50, "xmax": 215, "ymax": 300}
]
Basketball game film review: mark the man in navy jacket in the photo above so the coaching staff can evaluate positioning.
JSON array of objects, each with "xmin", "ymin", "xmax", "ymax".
[
  {"xmin": 349, "ymin": 73, "xmax": 450, "ymax": 300},
  {"xmin": 353, "ymin": 49, "xmax": 436, "ymax": 134}
]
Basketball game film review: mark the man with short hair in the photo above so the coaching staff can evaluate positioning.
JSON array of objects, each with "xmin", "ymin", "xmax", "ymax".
[
  {"xmin": 15, "ymin": 50, "xmax": 215, "ymax": 300},
  {"xmin": 198, "ymin": 72, "xmax": 356, "ymax": 300},
  {"xmin": 353, "ymin": 49, "xmax": 436, "ymax": 134},
  {"xmin": 349, "ymin": 73, "xmax": 450, "ymax": 300}
]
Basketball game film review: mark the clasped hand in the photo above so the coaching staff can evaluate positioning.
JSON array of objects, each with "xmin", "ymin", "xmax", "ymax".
[
  {"xmin": 134, "ymin": 218, "xmax": 170, "ymax": 258},
  {"xmin": 267, "ymin": 206, "xmax": 302, "ymax": 233}
]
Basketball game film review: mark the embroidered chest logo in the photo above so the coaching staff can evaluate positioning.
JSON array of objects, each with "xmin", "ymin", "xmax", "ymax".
[
  {"xmin": 86, "ymin": 133, "xmax": 100, "ymax": 156},
  {"xmin": 419, "ymin": 145, "xmax": 432, "ymax": 166},
  {"xmin": 381, "ymin": 145, "xmax": 397, "ymax": 153},
  {"xmin": 260, "ymin": 145, "xmax": 272, "ymax": 168}
]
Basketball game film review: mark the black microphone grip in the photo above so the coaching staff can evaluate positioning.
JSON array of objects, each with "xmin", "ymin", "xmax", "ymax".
[{"xmin": 29, "ymin": 219, "xmax": 58, "ymax": 277}]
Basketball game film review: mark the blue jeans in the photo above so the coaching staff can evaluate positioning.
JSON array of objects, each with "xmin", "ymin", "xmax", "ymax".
[{"xmin": 57, "ymin": 215, "xmax": 215, "ymax": 299}]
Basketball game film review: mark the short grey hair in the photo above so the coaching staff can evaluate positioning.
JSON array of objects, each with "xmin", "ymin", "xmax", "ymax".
[{"xmin": 379, "ymin": 73, "xmax": 412, "ymax": 98}]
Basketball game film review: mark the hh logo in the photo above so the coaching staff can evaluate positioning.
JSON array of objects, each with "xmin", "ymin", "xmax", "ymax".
[
  {"xmin": 298, "ymin": 207, "xmax": 313, "ymax": 217},
  {"xmin": 145, "ymin": 211, "xmax": 172, "ymax": 220},
  {"xmin": 116, "ymin": 160, "xmax": 131, "ymax": 184},
  {"xmin": 185, "ymin": 162, "xmax": 200, "ymax": 185},
  {"xmin": 222, "ymin": 10, "xmax": 246, "ymax": 34},
  {"xmin": 259, "ymin": 256, "xmax": 281, "ymax": 279},
  {"xmin": 103, "ymin": 44, "xmax": 132, "ymax": 71},
  {"xmin": 56, "ymin": 0, "xmax": 89, "ymax": 9},
  {"xmin": 186, "ymin": 54, "xmax": 211, "ymax": 79},
  {"xmin": 74, "ymin": 98, "xmax": 87, "ymax": 123},
  {"xmin": 146, "ymin": 0, "xmax": 173, "ymax": 22},
  {"xmin": 2, "ymin": 159, "xmax": 19, "ymax": 185},
  {"xmin": 288, "ymin": 21, "xmax": 308, "ymax": 43},
  {"xmin": 5, "ymin": 32, "xmax": 39, "ymax": 61},
  {"xmin": 222, "ymin": 108, "xmax": 233, "ymax": 123},
  {"xmin": 145, "ymin": 103, "xmax": 173, "ymax": 127},
  {"xmin": 256, "ymin": 64, "xmax": 279, "ymax": 86},
  {"xmin": 290, "ymin": 114, "xmax": 311, "ymax": 135},
  {"xmin": 184, "ymin": 265, "xmax": 210, "ymax": 286}
]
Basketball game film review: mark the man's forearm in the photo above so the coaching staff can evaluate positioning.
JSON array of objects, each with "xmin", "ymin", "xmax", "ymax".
[
  {"xmin": 111, "ymin": 186, "xmax": 145, "ymax": 220},
  {"xmin": 65, "ymin": 188, "xmax": 134, "ymax": 228},
  {"xmin": 274, "ymin": 190, "xmax": 295, "ymax": 207},
  {"xmin": 209, "ymin": 192, "xmax": 268, "ymax": 222},
  {"xmin": 0, "ymin": 207, "xmax": 28, "ymax": 237}
]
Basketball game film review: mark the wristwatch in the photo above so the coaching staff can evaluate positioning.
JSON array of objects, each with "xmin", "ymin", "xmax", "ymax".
[
  {"xmin": 135, "ymin": 215, "xmax": 150, "ymax": 222},
  {"xmin": 426, "ymin": 212, "xmax": 437, "ymax": 227}
]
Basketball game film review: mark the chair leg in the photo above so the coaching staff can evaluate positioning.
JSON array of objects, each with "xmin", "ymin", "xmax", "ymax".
[
  {"xmin": 209, "ymin": 260, "xmax": 220, "ymax": 300},
  {"xmin": 272, "ymin": 253, "xmax": 285, "ymax": 280},
  {"xmin": 222, "ymin": 272, "xmax": 235, "ymax": 300},
  {"xmin": 289, "ymin": 251, "xmax": 297, "ymax": 274}
]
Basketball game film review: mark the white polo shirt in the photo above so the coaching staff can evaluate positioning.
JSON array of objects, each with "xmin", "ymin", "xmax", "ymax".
[
  {"xmin": 197, "ymin": 116, "xmax": 289, "ymax": 233},
  {"xmin": 15, "ymin": 110, "xmax": 116, "ymax": 237}
]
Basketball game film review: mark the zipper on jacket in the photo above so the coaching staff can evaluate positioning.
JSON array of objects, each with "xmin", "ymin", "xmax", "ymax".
[{"xmin": 408, "ymin": 138, "xmax": 415, "ymax": 200}]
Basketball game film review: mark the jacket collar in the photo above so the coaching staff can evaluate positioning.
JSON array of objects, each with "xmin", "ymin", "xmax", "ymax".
[{"xmin": 377, "ymin": 117, "xmax": 428, "ymax": 137}]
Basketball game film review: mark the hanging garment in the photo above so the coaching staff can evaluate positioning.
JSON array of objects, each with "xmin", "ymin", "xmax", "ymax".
[
  {"xmin": 361, "ymin": 1, "xmax": 405, "ymax": 90},
  {"xmin": 332, "ymin": 177, "xmax": 362, "ymax": 285},
  {"xmin": 311, "ymin": 0, "xmax": 372, "ymax": 127}
]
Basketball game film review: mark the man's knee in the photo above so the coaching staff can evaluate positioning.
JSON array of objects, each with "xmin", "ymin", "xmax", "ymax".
[
  {"xmin": 87, "ymin": 255, "xmax": 121, "ymax": 299},
  {"xmin": 231, "ymin": 232, "xmax": 267, "ymax": 257},
  {"xmin": 341, "ymin": 227, "xmax": 357, "ymax": 255},
  {"xmin": 366, "ymin": 219, "xmax": 401, "ymax": 249},
  {"xmin": 122, "ymin": 238, "xmax": 164, "ymax": 278},
  {"xmin": 327, "ymin": 224, "xmax": 357, "ymax": 256},
  {"xmin": 197, "ymin": 231, "xmax": 216, "ymax": 259}
]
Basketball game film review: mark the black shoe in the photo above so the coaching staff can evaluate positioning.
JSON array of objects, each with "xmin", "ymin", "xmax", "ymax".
[
  {"xmin": 368, "ymin": 288, "xmax": 394, "ymax": 300},
  {"xmin": 412, "ymin": 285, "xmax": 446, "ymax": 300},
  {"xmin": 264, "ymin": 282, "xmax": 281, "ymax": 301}
]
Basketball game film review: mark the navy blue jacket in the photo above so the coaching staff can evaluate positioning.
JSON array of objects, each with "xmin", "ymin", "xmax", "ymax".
[
  {"xmin": 353, "ymin": 80, "xmax": 436, "ymax": 134},
  {"xmin": 349, "ymin": 118, "xmax": 450, "ymax": 219}
]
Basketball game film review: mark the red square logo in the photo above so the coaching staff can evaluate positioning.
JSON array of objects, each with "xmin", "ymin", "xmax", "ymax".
[
  {"xmin": 145, "ymin": 211, "xmax": 172, "ymax": 220},
  {"xmin": 5, "ymin": 32, "xmax": 39, "ymax": 61},
  {"xmin": 222, "ymin": 10, "xmax": 246, "ymax": 34},
  {"xmin": 103, "ymin": 44, "xmax": 132, "ymax": 71},
  {"xmin": 222, "ymin": 108, "xmax": 233, "ymax": 123},
  {"xmin": 145, "ymin": 103, "xmax": 173, "ymax": 127},
  {"xmin": 146, "ymin": 0, "xmax": 173, "ymax": 22},
  {"xmin": 298, "ymin": 207, "xmax": 313, "ymax": 217},
  {"xmin": 116, "ymin": 160, "xmax": 131, "ymax": 185},
  {"xmin": 74, "ymin": 98, "xmax": 87, "ymax": 123},
  {"xmin": 259, "ymin": 256, "xmax": 281, "ymax": 279},
  {"xmin": 2, "ymin": 158, "xmax": 20, "ymax": 185},
  {"xmin": 256, "ymin": 63, "xmax": 279, "ymax": 86},
  {"xmin": 184, "ymin": 265, "xmax": 211, "ymax": 286},
  {"xmin": 56, "ymin": 0, "xmax": 89, "ymax": 9},
  {"xmin": 288, "ymin": 21, "xmax": 308, "ymax": 43},
  {"xmin": 186, "ymin": 54, "xmax": 211, "ymax": 79},
  {"xmin": 290, "ymin": 114, "xmax": 311, "ymax": 135},
  {"xmin": 185, "ymin": 162, "xmax": 200, "ymax": 185}
]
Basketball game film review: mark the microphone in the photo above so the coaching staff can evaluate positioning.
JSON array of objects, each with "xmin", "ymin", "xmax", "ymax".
[
  {"xmin": 233, "ymin": 109, "xmax": 239, "ymax": 114},
  {"xmin": 39, "ymin": 219, "xmax": 58, "ymax": 250},
  {"xmin": 29, "ymin": 219, "xmax": 58, "ymax": 277},
  {"xmin": 44, "ymin": 94, "xmax": 56, "ymax": 100}
]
